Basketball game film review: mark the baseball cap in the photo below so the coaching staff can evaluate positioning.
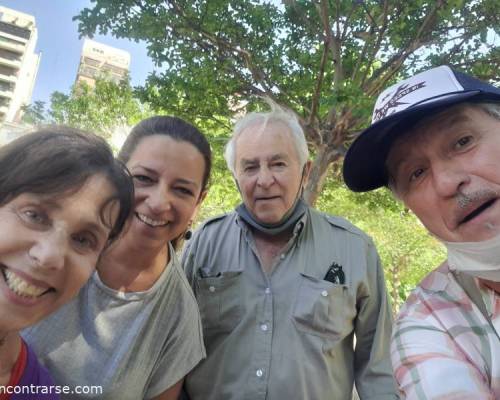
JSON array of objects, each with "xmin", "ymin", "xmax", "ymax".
[{"xmin": 342, "ymin": 65, "xmax": 500, "ymax": 192}]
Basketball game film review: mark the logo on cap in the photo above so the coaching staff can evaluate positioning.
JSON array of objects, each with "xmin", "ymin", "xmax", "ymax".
[{"xmin": 373, "ymin": 81, "xmax": 426, "ymax": 122}]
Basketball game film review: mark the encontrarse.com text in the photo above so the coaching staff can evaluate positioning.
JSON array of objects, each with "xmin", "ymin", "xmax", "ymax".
[{"xmin": 0, "ymin": 385, "xmax": 103, "ymax": 395}]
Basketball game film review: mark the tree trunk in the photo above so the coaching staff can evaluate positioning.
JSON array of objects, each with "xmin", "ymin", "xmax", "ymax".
[{"xmin": 304, "ymin": 144, "xmax": 336, "ymax": 206}]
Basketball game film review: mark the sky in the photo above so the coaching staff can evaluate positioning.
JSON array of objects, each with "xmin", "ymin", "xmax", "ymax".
[{"xmin": 1, "ymin": 0, "xmax": 156, "ymax": 104}]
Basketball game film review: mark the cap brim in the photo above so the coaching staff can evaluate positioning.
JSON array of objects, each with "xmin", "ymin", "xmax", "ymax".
[{"xmin": 342, "ymin": 91, "xmax": 500, "ymax": 192}]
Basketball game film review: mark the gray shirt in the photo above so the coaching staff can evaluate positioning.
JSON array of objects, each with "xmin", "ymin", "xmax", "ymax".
[
  {"xmin": 23, "ymin": 243, "xmax": 205, "ymax": 399},
  {"xmin": 183, "ymin": 207, "xmax": 397, "ymax": 400}
]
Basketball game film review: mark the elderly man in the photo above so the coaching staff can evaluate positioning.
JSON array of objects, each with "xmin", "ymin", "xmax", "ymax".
[
  {"xmin": 182, "ymin": 104, "xmax": 397, "ymax": 399},
  {"xmin": 343, "ymin": 65, "xmax": 500, "ymax": 399}
]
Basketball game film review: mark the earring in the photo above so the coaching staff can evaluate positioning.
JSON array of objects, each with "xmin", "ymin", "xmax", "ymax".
[{"xmin": 184, "ymin": 220, "xmax": 193, "ymax": 240}]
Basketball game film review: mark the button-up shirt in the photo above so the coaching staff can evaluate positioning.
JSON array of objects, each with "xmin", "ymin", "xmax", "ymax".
[
  {"xmin": 183, "ymin": 206, "xmax": 397, "ymax": 400},
  {"xmin": 391, "ymin": 263, "xmax": 500, "ymax": 399}
]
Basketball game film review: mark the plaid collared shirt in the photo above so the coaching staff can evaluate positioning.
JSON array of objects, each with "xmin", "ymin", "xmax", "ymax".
[{"xmin": 391, "ymin": 263, "xmax": 500, "ymax": 399}]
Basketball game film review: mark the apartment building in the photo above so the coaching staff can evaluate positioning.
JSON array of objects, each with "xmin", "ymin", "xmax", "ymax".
[
  {"xmin": 76, "ymin": 38, "xmax": 130, "ymax": 86},
  {"xmin": 0, "ymin": 6, "xmax": 40, "ymax": 123}
]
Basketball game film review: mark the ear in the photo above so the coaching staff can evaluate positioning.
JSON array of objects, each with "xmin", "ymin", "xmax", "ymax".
[
  {"xmin": 229, "ymin": 173, "xmax": 242, "ymax": 195},
  {"xmin": 190, "ymin": 189, "xmax": 208, "ymax": 221},
  {"xmin": 197, "ymin": 189, "xmax": 208, "ymax": 204},
  {"xmin": 302, "ymin": 160, "xmax": 313, "ymax": 186}
]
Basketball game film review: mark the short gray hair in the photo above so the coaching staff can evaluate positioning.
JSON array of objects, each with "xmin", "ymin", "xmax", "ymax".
[{"xmin": 224, "ymin": 100, "xmax": 309, "ymax": 174}]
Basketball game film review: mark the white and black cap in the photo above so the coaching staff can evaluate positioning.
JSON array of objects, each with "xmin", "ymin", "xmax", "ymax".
[{"xmin": 343, "ymin": 65, "xmax": 500, "ymax": 192}]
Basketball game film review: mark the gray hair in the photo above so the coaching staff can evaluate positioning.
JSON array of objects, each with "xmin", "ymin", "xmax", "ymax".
[{"xmin": 224, "ymin": 101, "xmax": 309, "ymax": 174}]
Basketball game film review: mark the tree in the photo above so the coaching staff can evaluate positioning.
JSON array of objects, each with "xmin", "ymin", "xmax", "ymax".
[
  {"xmin": 21, "ymin": 100, "xmax": 48, "ymax": 125},
  {"xmin": 49, "ymin": 77, "xmax": 153, "ymax": 141},
  {"xmin": 76, "ymin": 0, "xmax": 499, "ymax": 204}
]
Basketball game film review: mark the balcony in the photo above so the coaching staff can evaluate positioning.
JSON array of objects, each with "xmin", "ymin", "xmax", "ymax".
[
  {"xmin": 0, "ymin": 71, "xmax": 16, "ymax": 83},
  {"xmin": 0, "ymin": 36, "xmax": 25, "ymax": 54},
  {"xmin": 0, "ymin": 87, "xmax": 13, "ymax": 99},
  {"xmin": 0, "ymin": 57, "xmax": 21, "ymax": 70},
  {"xmin": 0, "ymin": 22, "xmax": 31, "ymax": 41}
]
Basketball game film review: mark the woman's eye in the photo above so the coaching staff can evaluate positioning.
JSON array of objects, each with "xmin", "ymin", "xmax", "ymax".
[
  {"xmin": 133, "ymin": 175, "xmax": 154, "ymax": 184},
  {"xmin": 22, "ymin": 209, "xmax": 47, "ymax": 225},
  {"xmin": 177, "ymin": 187, "xmax": 194, "ymax": 196},
  {"xmin": 72, "ymin": 234, "xmax": 96, "ymax": 250}
]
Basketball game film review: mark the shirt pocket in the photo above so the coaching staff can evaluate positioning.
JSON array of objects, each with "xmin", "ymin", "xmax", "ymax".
[
  {"xmin": 292, "ymin": 273, "xmax": 348, "ymax": 340},
  {"xmin": 195, "ymin": 271, "xmax": 243, "ymax": 334}
]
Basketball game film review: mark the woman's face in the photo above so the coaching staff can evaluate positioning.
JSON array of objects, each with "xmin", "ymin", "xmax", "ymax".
[
  {"xmin": 126, "ymin": 135, "xmax": 206, "ymax": 250},
  {"xmin": 0, "ymin": 174, "xmax": 119, "ymax": 332}
]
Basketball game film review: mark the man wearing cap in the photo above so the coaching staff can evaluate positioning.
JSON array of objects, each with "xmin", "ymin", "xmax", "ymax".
[
  {"xmin": 182, "ymin": 104, "xmax": 397, "ymax": 399},
  {"xmin": 343, "ymin": 65, "xmax": 500, "ymax": 398}
]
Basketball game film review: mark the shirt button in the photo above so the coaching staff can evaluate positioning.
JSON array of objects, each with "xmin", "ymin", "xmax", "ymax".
[
  {"xmin": 280, "ymin": 254, "xmax": 285, "ymax": 260},
  {"xmin": 265, "ymin": 288, "xmax": 271, "ymax": 294},
  {"xmin": 256, "ymin": 369, "xmax": 263, "ymax": 377},
  {"xmin": 321, "ymin": 290, "xmax": 328, "ymax": 297},
  {"xmin": 209, "ymin": 286, "xmax": 215, "ymax": 293},
  {"xmin": 260, "ymin": 324, "xmax": 268, "ymax": 332}
]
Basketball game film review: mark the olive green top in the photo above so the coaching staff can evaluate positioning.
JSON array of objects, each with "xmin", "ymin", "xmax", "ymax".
[{"xmin": 183, "ymin": 206, "xmax": 398, "ymax": 400}]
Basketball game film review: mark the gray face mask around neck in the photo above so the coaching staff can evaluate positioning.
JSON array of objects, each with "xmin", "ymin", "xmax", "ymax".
[
  {"xmin": 236, "ymin": 197, "xmax": 307, "ymax": 236},
  {"xmin": 234, "ymin": 163, "xmax": 308, "ymax": 235}
]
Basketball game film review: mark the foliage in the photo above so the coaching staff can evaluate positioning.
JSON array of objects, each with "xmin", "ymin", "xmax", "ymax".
[
  {"xmin": 22, "ymin": 78, "xmax": 155, "ymax": 152},
  {"xmin": 21, "ymin": 100, "xmax": 48, "ymax": 125},
  {"xmin": 49, "ymin": 78, "xmax": 153, "ymax": 141},
  {"xmin": 194, "ymin": 120, "xmax": 241, "ymax": 222},
  {"xmin": 75, "ymin": 0, "xmax": 500, "ymax": 203}
]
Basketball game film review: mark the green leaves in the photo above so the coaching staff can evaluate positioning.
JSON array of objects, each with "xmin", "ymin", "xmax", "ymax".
[
  {"xmin": 71, "ymin": 0, "xmax": 496, "ymax": 305},
  {"xmin": 47, "ymin": 77, "xmax": 153, "ymax": 141}
]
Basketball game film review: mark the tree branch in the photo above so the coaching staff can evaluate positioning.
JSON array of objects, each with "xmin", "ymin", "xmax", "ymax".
[
  {"xmin": 318, "ymin": 0, "xmax": 343, "ymax": 88},
  {"xmin": 364, "ymin": 1, "xmax": 445, "ymax": 96},
  {"xmin": 309, "ymin": 40, "xmax": 329, "ymax": 126},
  {"xmin": 359, "ymin": 0, "xmax": 390, "ymax": 86},
  {"xmin": 340, "ymin": 2, "xmax": 359, "ymax": 42}
]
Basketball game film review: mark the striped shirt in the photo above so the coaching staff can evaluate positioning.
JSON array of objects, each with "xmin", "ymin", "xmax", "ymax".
[{"xmin": 391, "ymin": 263, "xmax": 500, "ymax": 399}]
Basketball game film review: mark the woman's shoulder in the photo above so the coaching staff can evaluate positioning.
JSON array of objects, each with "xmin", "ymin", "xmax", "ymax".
[
  {"xmin": 165, "ymin": 251, "xmax": 199, "ymax": 308},
  {"xmin": 16, "ymin": 340, "xmax": 60, "ymax": 399}
]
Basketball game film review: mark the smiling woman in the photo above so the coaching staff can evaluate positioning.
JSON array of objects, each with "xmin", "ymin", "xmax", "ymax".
[
  {"xmin": 0, "ymin": 126, "xmax": 134, "ymax": 399},
  {"xmin": 23, "ymin": 116, "xmax": 212, "ymax": 400}
]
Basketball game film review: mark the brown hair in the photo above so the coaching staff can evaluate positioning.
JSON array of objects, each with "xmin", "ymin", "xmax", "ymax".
[
  {"xmin": 118, "ymin": 116, "xmax": 212, "ymax": 192},
  {"xmin": 0, "ymin": 126, "xmax": 134, "ymax": 244}
]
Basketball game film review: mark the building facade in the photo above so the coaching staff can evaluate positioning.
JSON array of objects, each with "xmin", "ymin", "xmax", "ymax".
[
  {"xmin": 0, "ymin": 6, "xmax": 40, "ymax": 124},
  {"xmin": 76, "ymin": 39, "xmax": 130, "ymax": 87}
]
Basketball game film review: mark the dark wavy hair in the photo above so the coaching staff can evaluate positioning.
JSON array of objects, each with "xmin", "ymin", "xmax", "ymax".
[{"xmin": 0, "ymin": 126, "xmax": 134, "ymax": 244}]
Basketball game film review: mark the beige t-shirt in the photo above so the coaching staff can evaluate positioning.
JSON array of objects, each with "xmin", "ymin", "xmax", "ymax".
[{"xmin": 23, "ymin": 242, "xmax": 205, "ymax": 399}]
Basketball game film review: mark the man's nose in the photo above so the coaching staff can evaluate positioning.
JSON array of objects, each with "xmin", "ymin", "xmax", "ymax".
[
  {"xmin": 432, "ymin": 161, "xmax": 470, "ymax": 198},
  {"xmin": 256, "ymin": 167, "xmax": 275, "ymax": 188}
]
